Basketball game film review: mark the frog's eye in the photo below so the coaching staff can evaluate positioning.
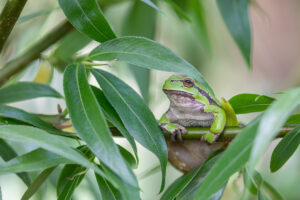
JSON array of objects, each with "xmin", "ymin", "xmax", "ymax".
[{"xmin": 183, "ymin": 78, "xmax": 194, "ymax": 87}]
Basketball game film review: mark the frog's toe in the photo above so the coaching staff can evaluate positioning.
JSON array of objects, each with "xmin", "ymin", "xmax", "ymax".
[{"xmin": 202, "ymin": 132, "xmax": 222, "ymax": 144}]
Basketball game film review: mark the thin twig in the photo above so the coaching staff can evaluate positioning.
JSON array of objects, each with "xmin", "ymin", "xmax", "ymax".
[
  {"xmin": 0, "ymin": 0, "xmax": 28, "ymax": 52},
  {"xmin": 0, "ymin": 21, "xmax": 73, "ymax": 86}
]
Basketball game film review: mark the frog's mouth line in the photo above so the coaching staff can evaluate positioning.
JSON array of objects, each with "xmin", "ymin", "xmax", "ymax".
[{"xmin": 163, "ymin": 89, "xmax": 194, "ymax": 97}]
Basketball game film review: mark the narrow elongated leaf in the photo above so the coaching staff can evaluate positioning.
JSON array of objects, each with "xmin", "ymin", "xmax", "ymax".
[
  {"xmin": 243, "ymin": 168, "xmax": 263, "ymax": 194},
  {"xmin": 0, "ymin": 105, "xmax": 55, "ymax": 131},
  {"xmin": 285, "ymin": 114, "xmax": 300, "ymax": 125},
  {"xmin": 0, "ymin": 186, "xmax": 2, "ymax": 200},
  {"xmin": 217, "ymin": 0, "xmax": 251, "ymax": 67},
  {"xmin": 162, "ymin": 154, "xmax": 221, "ymax": 200},
  {"xmin": 0, "ymin": 148, "xmax": 73, "ymax": 173},
  {"xmin": 58, "ymin": 0, "xmax": 116, "ymax": 42},
  {"xmin": 91, "ymin": 86, "xmax": 137, "ymax": 159},
  {"xmin": 141, "ymin": 0, "xmax": 161, "ymax": 12},
  {"xmin": 192, "ymin": 117, "xmax": 261, "ymax": 199},
  {"xmin": 57, "ymin": 145, "xmax": 94, "ymax": 200},
  {"xmin": 57, "ymin": 165, "xmax": 87, "ymax": 200},
  {"xmin": 0, "ymin": 125, "xmax": 107, "ymax": 178},
  {"xmin": 63, "ymin": 65, "xmax": 139, "ymax": 197},
  {"xmin": 88, "ymin": 36, "xmax": 214, "ymax": 94},
  {"xmin": 118, "ymin": 145, "xmax": 137, "ymax": 169},
  {"xmin": 0, "ymin": 139, "xmax": 31, "ymax": 186},
  {"xmin": 229, "ymin": 94, "xmax": 275, "ymax": 114},
  {"xmin": 249, "ymin": 87, "xmax": 300, "ymax": 175},
  {"xmin": 270, "ymin": 125, "xmax": 300, "ymax": 172},
  {"xmin": 189, "ymin": 0, "xmax": 210, "ymax": 52},
  {"xmin": 95, "ymin": 172, "xmax": 123, "ymax": 200},
  {"xmin": 0, "ymin": 82, "xmax": 62, "ymax": 104},
  {"xmin": 52, "ymin": 30, "xmax": 91, "ymax": 62},
  {"xmin": 21, "ymin": 167, "xmax": 56, "ymax": 200},
  {"xmin": 262, "ymin": 181, "xmax": 284, "ymax": 200},
  {"xmin": 91, "ymin": 69, "xmax": 167, "ymax": 191},
  {"xmin": 122, "ymin": 0, "xmax": 157, "ymax": 104}
]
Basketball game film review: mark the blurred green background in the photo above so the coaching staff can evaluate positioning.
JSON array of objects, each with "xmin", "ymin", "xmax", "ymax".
[{"xmin": 0, "ymin": 0, "xmax": 300, "ymax": 199}]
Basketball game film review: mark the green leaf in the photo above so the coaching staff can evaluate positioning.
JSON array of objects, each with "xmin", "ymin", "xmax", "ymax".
[
  {"xmin": 0, "ymin": 82, "xmax": 62, "ymax": 104},
  {"xmin": 95, "ymin": 172, "xmax": 123, "ymax": 200},
  {"xmin": 243, "ymin": 168, "xmax": 263, "ymax": 194},
  {"xmin": 229, "ymin": 94, "xmax": 275, "ymax": 114},
  {"xmin": 118, "ymin": 145, "xmax": 137, "ymax": 169},
  {"xmin": 0, "ymin": 139, "xmax": 31, "ymax": 186},
  {"xmin": 164, "ymin": 0, "xmax": 191, "ymax": 22},
  {"xmin": 161, "ymin": 154, "xmax": 221, "ymax": 200},
  {"xmin": 52, "ymin": 30, "xmax": 91, "ymax": 67},
  {"xmin": 88, "ymin": 36, "xmax": 214, "ymax": 94},
  {"xmin": 17, "ymin": 8, "xmax": 57, "ymax": 24},
  {"xmin": 0, "ymin": 186, "xmax": 2, "ymax": 200},
  {"xmin": 258, "ymin": 190, "xmax": 270, "ymax": 200},
  {"xmin": 217, "ymin": 0, "xmax": 251, "ymax": 67},
  {"xmin": 91, "ymin": 68, "xmax": 167, "ymax": 191},
  {"xmin": 63, "ymin": 64, "xmax": 139, "ymax": 197},
  {"xmin": 141, "ymin": 0, "xmax": 161, "ymax": 12},
  {"xmin": 249, "ymin": 87, "xmax": 300, "ymax": 175},
  {"xmin": 122, "ymin": 0, "xmax": 158, "ymax": 104},
  {"xmin": 188, "ymin": 0, "xmax": 210, "ymax": 52},
  {"xmin": 192, "ymin": 116, "xmax": 261, "ymax": 199},
  {"xmin": 177, "ymin": 155, "xmax": 225, "ymax": 200},
  {"xmin": 262, "ymin": 181, "xmax": 284, "ymax": 200},
  {"xmin": 21, "ymin": 167, "xmax": 56, "ymax": 200},
  {"xmin": 0, "ymin": 105, "xmax": 57, "ymax": 133},
  {"xmin": 58, "ymin": 0, "xmax": 116, "ymax": 42},
  {"xmin": 270, "ymin": 125, "xmax": 300, "ymax": 172},
  {"xmin": 57, "ymin": 145, "xmax": 94, "ymax": 200},
  {"xmin": 0, "ymin": 125, "xmax": 107, "ymax": 178},
  {"xmin": 285, "ymin": 114, "xmax": 300, "ymax": 125},
  {"xmin": 0, "ymin": 148, "xmax": 73, "ymax": 173},
  {"xmin": 91, "ymin": 86, "xmax": 138, "ymax": 160},
  {"xmin": 57, "ymin": 164, "xmax": 87, "ymax": 200}
]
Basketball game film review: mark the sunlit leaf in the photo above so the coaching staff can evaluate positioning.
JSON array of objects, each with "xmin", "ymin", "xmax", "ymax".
[
  {"xmin": 88, "ymin": 36, "xmax": 214, "ymax": 94},
  {"xmin": 270, "ymin": 125, "xmax": 300, "ymax": 172},
  {"xmin": 63, "ymin": 64, "xmax": 139, "ymax": 198},
  {"xmin": 0, "ymin": 148, "xmax": 73, "ymax": 173},
  {"xmin": 21, "ymin": 167, "xmax": 56, "ymax": 200},
  {"xmin": 0, "ymin": 139, "xmax": 31, "ymax": 186},
  {"xmin": 0, "ymin": 82, "xmax": 62, "ymax": 104},
  {"xmin": 58, "ymin": 0, "xmax": 116, "ymax": 42},
  {"xmin": 249, "ymin": 87, "xmax": 300, "ymax": 176},
  {"xmin": 229, "ymin": 93, "xmax": 275, "ymax": 114},
  {"xmin": 91, "ymin": 86, "xmax": 138, "ymax": 160},
  {"xmin": 91, "ymin": 68, "xmax": 167, "ymax": 191},
  {"xmin": 33, "ymin": 60, "xmax": 53, "ymax": 84},
  {"xmin": 217, "ymin": 0, "xmax": 251, "ymax": 67},
  {"xmin": 192, "ymin": 117, "xmax": 261, "ymax": 199}
]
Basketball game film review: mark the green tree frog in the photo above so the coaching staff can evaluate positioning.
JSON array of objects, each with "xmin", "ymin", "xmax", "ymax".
[{"xmin": 159, "ymin": 75, "xmax": 238, "ymax": 143}]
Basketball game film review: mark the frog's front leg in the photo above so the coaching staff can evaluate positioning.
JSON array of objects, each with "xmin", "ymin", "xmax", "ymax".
[
  {"xmin": 203, "ymin": 105, "xmax": 226, "ymax": 143},
  {"xmin": 159, "ymin": 114, "xmax": 187, "ymax": 141}
]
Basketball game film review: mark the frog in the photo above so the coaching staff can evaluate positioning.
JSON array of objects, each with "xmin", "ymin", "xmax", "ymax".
[{"xmin": 159, "ymin": 75, "xmax": 238, "ymax": 143}]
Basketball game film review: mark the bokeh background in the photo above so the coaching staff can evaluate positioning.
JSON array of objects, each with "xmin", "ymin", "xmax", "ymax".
[{"xmin": 0, "ymin": 0, "xmax": 299, "ymax": 199}]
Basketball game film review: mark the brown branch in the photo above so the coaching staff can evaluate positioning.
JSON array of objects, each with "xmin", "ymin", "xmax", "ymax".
[
  {"xmin": 0, "ymin": 0, "xmax": 28, "ymax": 52},
  {"xmin": 0, "ymin": 21, "xmax": 73, "ymax": 86}
]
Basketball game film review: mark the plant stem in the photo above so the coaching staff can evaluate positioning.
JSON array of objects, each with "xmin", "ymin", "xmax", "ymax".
[
  {"xmin": 0, "ymin": 21, "xmax": 73, "ymax": 86},
  {"xmin": 0, "ymin": 0, "xmax": 28, "ymax": 52}
]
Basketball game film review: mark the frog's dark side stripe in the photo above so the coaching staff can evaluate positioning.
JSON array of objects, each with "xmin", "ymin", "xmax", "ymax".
[{"xmin": 170, "ymin": 80, "xmax": 218, "ymax": 105}]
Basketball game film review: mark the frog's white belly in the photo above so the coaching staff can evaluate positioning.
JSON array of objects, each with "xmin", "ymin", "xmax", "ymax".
[{"xmin": 166, "ymin": 107, "xmax": 215, "ymax": 127}]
